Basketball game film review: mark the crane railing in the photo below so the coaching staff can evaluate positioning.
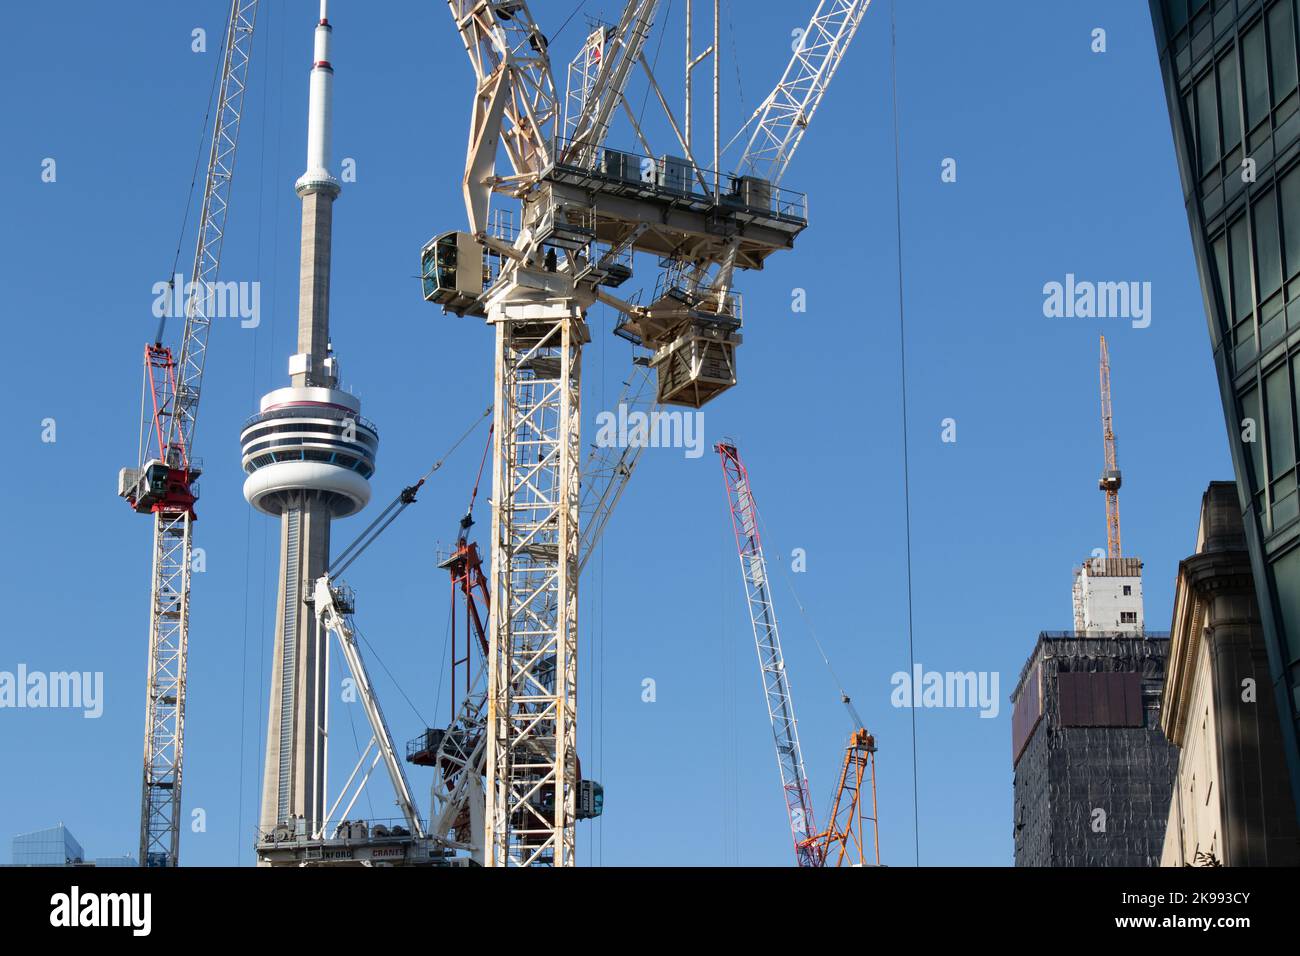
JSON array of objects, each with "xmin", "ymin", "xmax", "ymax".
[{"xmin": 548, "ymin": 135, "xmax": 809, "ymax": 223}]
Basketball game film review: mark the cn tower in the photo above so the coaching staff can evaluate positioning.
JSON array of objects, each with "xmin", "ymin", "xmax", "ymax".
[{"xmin": 240, "ymin": 0, "xmax": 377, "ymax": 843}]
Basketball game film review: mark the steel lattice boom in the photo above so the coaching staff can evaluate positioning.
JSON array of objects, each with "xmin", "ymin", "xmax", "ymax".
[
  {"xmin": 166, "ymin": 0, "xmax": 258, "ymax": 460},
  {"xmin": 736, "ymin": 0, "xmax": 871, "ymax": 186},
  {"xmin": 715, "ymin": 442, "xmax": 822, "ymax": 867},
  {"xmin": 447, "ymin": 0, "xmax": 560, "ymax": 233},
  {"xmin": 560, "ymin": 0, "xmax": 660, "ymax": 168},
  {"xmin": 1098, "ymin": 335, "xmax": 1123, "ymax": 558}
]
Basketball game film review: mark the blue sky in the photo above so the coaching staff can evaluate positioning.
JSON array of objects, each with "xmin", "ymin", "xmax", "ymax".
[{"xmin": 0, "ymin": 0, "xmax": 1229, "ymax": 867}]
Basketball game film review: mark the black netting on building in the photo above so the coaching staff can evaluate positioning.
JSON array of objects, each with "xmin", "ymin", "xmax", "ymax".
[{"xmin": 1012, "ymin": 634, "xmax": 1179, "ymax": 867}]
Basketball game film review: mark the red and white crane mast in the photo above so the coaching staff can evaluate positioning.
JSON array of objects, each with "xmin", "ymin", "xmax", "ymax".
[
  {"xmin": 118, "ymin": 0, "xmax": 259, "ymax": 867},
  {"xmin": 715, "ymin": 442, "xmax": 823, "ymax": 867}
]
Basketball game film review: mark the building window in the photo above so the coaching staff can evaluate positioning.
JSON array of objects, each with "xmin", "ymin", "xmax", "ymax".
[
  {"xmin": 1123, "ymin": 585, "xmax": 1133, "ymax": 596},
  {"xmin": 1244, "ymin": 20, "xmax": 1270, "ymax": 133},
  {"xmin": 1268, "ymin": 1, "xmax": 1298, "ymax": 114},
  {"xmin": 1282, "ymin": 167, "xmax": 1300, "ymax": 281},
  {"xmin": 1255, "ymin": 189, "xmax": 1283, "ymax": 301},
  {"xmin": 1121, "ymin": 611, "xmax": 1138, "ymax": 624},
  {"xmin": 1266, "ymin": 363, "xmax": 1297, "ymax": 478},
  {"xmin": 1213, "ymin": 233, "xmax": 1231, "ymax": 330},
  {"xmin": 1197, "ymin": 70, "xmax": 1221, "ymax": 175},
  {"xmin": 1230, "ymin": 214, "xmax": 1253, "ymax": 326},
  {"xmin": 1167, "ymin": 0, "xmax": 1191, "ymax": 35},
  {"xmin": 1272, "ymin": 546, "xmax": 1300, "ymax": 664},
  {"xmin": 1220, "ymin": 48, "xmax": 1244, "ymax": 157},
  {"xmin": 1243, "ymin": 386, "xmax": 1266, "ymax": 482}
]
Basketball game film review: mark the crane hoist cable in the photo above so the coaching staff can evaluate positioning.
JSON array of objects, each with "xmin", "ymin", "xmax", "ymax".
[
  {"xmin": 352, "ymin": 617, "xmax": 428, "ymax": 728},
  {"xmin": 456, "ymin": 418, "xmax": 494, "ymax": 544},
  {"xmin": 552, "ymin": 0, "xmax": 591, "ymax": 42},
  {"xmin": 752, "ymin": 497, "xmax": 868, "ymax": 734},
  {"xmin": 888, "ymin": 0, "xmax": 920, "ymax": 865},
  {"xmin": 329, "ymin": 405, "xmax": 491, "ymax": 578}
]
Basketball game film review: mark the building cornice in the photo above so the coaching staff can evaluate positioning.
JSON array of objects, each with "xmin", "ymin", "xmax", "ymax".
[{"xmin": 1163, "ymin": 546, "xmax": 1255, "ymax": 744}]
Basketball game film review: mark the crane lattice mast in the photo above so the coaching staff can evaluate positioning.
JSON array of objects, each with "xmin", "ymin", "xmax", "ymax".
[
  {"xmin": 803, "ymin": 729, "xmax": 880, "ymax": 867},
  {"xmin": 119, "ymin": 0, "xmax": 258, "ymax": 868},
  {"xmin": 1099, "ymin": 335, "xmax": 1122, "ymax": 559},
  {"xmin": 715, "ymin": 442, "xmax": 823, "ymax": 867}
]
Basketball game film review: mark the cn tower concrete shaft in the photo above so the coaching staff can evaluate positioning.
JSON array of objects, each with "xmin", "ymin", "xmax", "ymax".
[
  {"xmin": 294, "ymin": 192, "xmax": 334, "ymax": 384},
  {"xmin": 262, "ymin": 508, "xmax": 331, "ymax": 834},
  {"xmin": 242, "ymin": 2, "xmax": 377, "ymax": 850}
]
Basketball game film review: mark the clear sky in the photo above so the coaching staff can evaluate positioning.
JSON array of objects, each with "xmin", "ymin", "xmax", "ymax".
[{"xmin": 0, "ymin": 0, "xmax": 1230, "ymax": 867}]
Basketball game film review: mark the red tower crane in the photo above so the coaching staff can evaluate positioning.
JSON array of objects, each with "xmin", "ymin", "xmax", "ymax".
[
  {"xmin": 1099, "ymin": 335, "xmax": 1123, "ymax": 559},
  {"xmin": 716, "ymin": 442, "xmax": 823, "ymax": 866},
  {"xmin": 716, "ymin": 441, "xmax": 882, "ymax": 867}
]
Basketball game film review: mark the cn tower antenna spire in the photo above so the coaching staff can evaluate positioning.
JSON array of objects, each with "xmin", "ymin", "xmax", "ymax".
[{"xmin": 297, "ymin": 0, "xmax": 339, "ymax": 200}]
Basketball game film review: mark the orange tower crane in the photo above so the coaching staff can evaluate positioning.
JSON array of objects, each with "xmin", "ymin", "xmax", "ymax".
[
  {"xmin": 1098, "ymin": 335, "xmax": 1123, "ymax": 559},
  {"xmin": 801, "ymin": 724, "xmax": 881, "ymax": 867}
]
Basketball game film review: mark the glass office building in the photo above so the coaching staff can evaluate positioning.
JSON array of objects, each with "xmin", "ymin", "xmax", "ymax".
[
  {"xmin": 1149, "ymin": 0, "xmax": 1300, "ymax": 823},
  {"xmin": 6, "ymin": 825, "xmax": 136, "ymax": 867},
  {"xmin": 11, "ymin": 825, "xmax": 84, "ymax": 866}
]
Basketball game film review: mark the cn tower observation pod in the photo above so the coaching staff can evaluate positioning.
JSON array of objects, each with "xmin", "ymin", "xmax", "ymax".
[{"xmin": 240, "ymin": 385, "xmax": 378, "ymax": 519}]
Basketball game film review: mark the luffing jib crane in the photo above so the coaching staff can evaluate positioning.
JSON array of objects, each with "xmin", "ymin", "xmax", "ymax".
[
  {"xmin": 116, "ymin": 0, "xmax": 259, "ymax": 867},
  {"xmin": 313, "ymin": 577, "xmax": 426, "ymax": 843},
  {"xmin": 715, "ymin": 442, "xmax": 823, "ymax": 866},
  {"xmin": 716, "ymin": 441, "xmax": 882, "ymax": 867},
  {"xmin": 1098, "ymin": 334, "xmax": 1122, "ymax": 558}
]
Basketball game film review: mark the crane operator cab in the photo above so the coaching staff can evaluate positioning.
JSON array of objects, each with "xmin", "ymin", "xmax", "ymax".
[
  {"xmin": 421, "ymin": 231, "xmax": 488, "ymax": 316},
  {"xmin": 508, "ymin": 777, "xmax": 605, "ymax": 845},
  {"xmin": 576, "ymin": 779, "xmax": 604, "ymax": 821}
]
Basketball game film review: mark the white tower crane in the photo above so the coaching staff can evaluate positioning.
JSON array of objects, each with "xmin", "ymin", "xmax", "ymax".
[
  {"xmin": 117, "ymin": 0, "xmax": 259, "ymax": 867},
  {"xmin": 425, "ymin": 0, "xmax": 869, "ymax": 866}
]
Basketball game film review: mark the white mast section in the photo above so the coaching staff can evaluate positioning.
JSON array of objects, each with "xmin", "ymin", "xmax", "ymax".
[{"xmin": 314, "ymin": 576, "xmax": 426, "ymax": 838}]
